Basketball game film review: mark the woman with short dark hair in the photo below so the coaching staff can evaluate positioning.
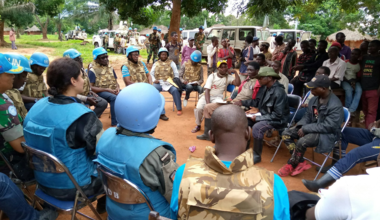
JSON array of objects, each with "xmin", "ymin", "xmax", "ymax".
[{"xmin": 23, "ymin": 57, "xmax": 106, "ymax": 213}]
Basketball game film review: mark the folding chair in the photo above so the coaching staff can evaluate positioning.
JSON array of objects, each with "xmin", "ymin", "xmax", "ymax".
[
  {"xmin": 288, "ymin": 83, "xmax": 294, "ymax": 94},
  {"xmin": 96, "ymin": 165, "xmax": 155, "ymax": 215},
  {"xmin": 303, "ymin": 107, "xmax": 350, "ymax": 180},
  {"xmin": 270, "ymin": 94, "xmax": 303, "ymax": 162},
  {"xmin": 22, "ymin": 143, "xmax": 103, "ymax": 220},
  {"xmin": 0, "ymin": 150, "xmax": 36, "ymax": 205}
]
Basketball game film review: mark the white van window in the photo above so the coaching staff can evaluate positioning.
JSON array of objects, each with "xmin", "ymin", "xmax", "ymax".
[
  {"xmin": 189, "ymin": 31, "xmax": 197, "ymax": 39},
  {"xmin": 110, "ymin": 32, "xmax": 115, "ymax": 38},
  {"xmin": 282, "ymin": 32, "xmax": 295, "ymax": 41},
  {"xmin": 207, "ymin": 29, "xmax": 221, "ymax": 40},
  {"xmin": 183, "ymin": 32, "xmax": 188, "ymax": 39},
  {"xmin": 222, "ymin": 29, "xmax": 236, "ymax": 41},
  {"xmin": 239, "ymin": 29, "xmax": 255, "ymax": 41}
]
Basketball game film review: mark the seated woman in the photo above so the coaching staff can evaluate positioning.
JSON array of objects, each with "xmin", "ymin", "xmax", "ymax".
[{"xmin": 23, "ymin": 57, "xmax": 106, "ymax": 212}]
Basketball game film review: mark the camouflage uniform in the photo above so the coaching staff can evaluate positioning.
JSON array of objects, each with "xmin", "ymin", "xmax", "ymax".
[
  {"xmin": 182, "ymin": 60, "xmax": 202, "ymax": 82},
  {"xmin": 144, "ymin": 38, "xmax": 151, "ymax": 54},
  {"xmin": 148, "ymin": 32, "xmax": 161, "ymax": 63},
  {"xmin": 164, "ymin": 33, "xmax": 169, "ymax": 45},
  {"xmin": 121, "ymin": 60, "xmax": 148, "ymax": 83},
  {"xmin": 114, "ymin": 36, "xmax": 120, "ymax": 52},
  {"xmin": 103, "ymin": 35, "xmax": 109, "ymax": 50},
  {"xmin": 154, "ymin": 59, "xmax": 174, "ymax": 81},
  {"xmin": 81, "ymin": 69, "xmax": 91, "ymax": 96},
  {"xmin": 90, "ymin": 62, "xmax": 118, "ymax": 90},
  {"xmin": 128, "ymin": 31, "xmax": 133, "ymax": 43},
  {"xmin": 21, "ymin": 73, "xmax": 47, "ymax": 98},
  {"xmin": 194, "ymin": 32, "xmax": 206, "ymax": 51},
  {"xmin": 4, "ymin": 89, "xmax": 27, "ymax": 119},
  {"xmin": 178, "ymin": 146, "xmax": 275, "ymax": 220}
]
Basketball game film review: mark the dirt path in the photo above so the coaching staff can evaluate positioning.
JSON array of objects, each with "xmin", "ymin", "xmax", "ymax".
[{"xmin": 3, "ymin": 46, "xmax": 364, "ymax": 220}]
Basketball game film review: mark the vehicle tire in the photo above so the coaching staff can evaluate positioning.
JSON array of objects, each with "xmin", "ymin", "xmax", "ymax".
[{"xmin": 94, "ymin": 42, "xmax": 99, "ymax": 48}]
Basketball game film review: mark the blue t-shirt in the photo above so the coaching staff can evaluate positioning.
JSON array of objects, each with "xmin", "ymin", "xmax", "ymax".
[
  {"xmin": 88, "ymin": 70, "xmax": 117, "ymax": 83},
  {"xmin": 122, "ymin": 61, "xmax": 149, "ymax": 78},
  {"xmin": 170, "ymin": 161, "xmax": 290, "ymax": 220}
]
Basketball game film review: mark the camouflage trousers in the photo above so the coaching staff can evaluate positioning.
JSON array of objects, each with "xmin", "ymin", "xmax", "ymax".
[
  {"xmin": 282, "ymin": 126, "xmax": 319, "ymax": 168},
  {"xmin": 103, "ymin": 42, "xmax": 108, "ymax": 50},
  {"xmin": 147, "ymin": 45, "xmax": 159, "ymax": 63},
  {"xmin": 145, "ymin": 44, "xmax": 150, "ymax": 55}
]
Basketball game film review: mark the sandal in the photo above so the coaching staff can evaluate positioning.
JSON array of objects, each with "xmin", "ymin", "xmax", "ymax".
[{"xmin": 191, "ymin": 125, "xmax": 201, "ymax": 133}]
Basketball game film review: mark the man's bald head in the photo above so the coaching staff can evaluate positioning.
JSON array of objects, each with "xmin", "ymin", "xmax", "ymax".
[{"xmin": 211, "ymin": 105, "xmax": 248, "ymax": 135}]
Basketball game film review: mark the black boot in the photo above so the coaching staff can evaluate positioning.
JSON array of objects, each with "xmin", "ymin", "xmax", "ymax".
[
  {"xmin": 302, "ymin": 173, "xmax": 336, "ymax": 192},
  {"xmin": 197, "ymin": 119, "xmax": 211, "ymax": 140},
  {"xmin": 253, "ymin": 139, "xmax": 263, "ymax": 164},
  {"xmin": 316, "ymin": 152, "xmax": 340, "ymax": 173}
]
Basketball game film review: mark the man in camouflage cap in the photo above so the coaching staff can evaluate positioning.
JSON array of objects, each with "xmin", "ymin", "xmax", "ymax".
[
  {"xmin": 147, "ymin": 26, "xmax": 161, "ymax": 64},
  {"xmin": 194, "ymin": 25, "xmax": 206, "ymax": 51},
  {"xmin": 170, "ymin": 105, "xmax": 290, "ymax": 220}
]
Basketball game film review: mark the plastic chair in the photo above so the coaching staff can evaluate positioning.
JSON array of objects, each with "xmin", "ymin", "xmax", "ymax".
[
  {"xmin": 288, "ymin": 83, "xmax": 294, "ymax": 94},
  {"xmin": 96, "ymin": 165, "xmax": 155, "ymax": 213},
  {"xmin": 22, "ymin": 143, "xmax": 103, "ymax": 220},
  {"xmin": 227, "ymin": 84, "xmax": 235, "ymax": 99},
  {"xmin": 270, "ymin": 94, "xmax": 303, "ymax": 162},
  {"xmin": 303, "ymin": 107, "xmax": 350, "ymax": 180}
]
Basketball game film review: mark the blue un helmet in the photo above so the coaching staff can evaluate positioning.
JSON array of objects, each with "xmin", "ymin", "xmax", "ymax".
[
  {"xmin": 158, "ymin": 47, "xmax": 169, "ymax": 57},
  {"xmin": 115, "ymin": 83, "xmax": 165, "ymax": 132},
  {"xmin": 199, "ymin": 26, "xmax": 205, "ymax": 30},
  {"xmin": 1, "ymin": 53, "xmax": 24, "ymax": 74},
  {"xmin": 190, "ymin": 51, "xmax": 202, "ymax": 63},
  {"xmin": 92, "ymin": 47, "xmax": 108, "ymax": 60},
  {"xmin": 158, "ymin": 29, "xmax": 161, "ymax": 32},
  {"xmin": 63, "ymin": 49, "xmax": 81, "ymax": 59},
  {"xmin": 29, "ymin": 52, "xmax": 49, "ymax": 68},
  {"xmin": 153, "ymin": 26, "xmax": 158, "ymax": 31},
  {"xmin": 146, "ymin": 34, "xmax": 150, "ymax": 37},
  {"xmin": 126, "ymin": 46, "xmax": 139, "ymax": 57},
  {"xmin": 129, "ymin": 27, "xmax": 132, "ymax": 30},
  {"xmin": 180, "ymin": 28, "xmax": 183, "ymax": 31}
]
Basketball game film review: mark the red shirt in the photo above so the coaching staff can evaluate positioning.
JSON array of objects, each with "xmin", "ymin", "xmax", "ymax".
[{"xmin": 218, "ymin": 47, "xmax": 234, "ymax": 69}]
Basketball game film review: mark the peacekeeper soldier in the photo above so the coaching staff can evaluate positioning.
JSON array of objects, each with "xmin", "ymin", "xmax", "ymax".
[
  {"xmin": 128, "ymin": 28, "xmax": 133, "ymax": 42},
  {"xmin": 145, "ymin": 34, "xmax": 151, "ymax": 54},
  {"xmin": 179, "ymin": 50, "xmax": 204, "ymax": 107},
  {"xmin": 103, "ymin": 32, "xmax": 109, "ymax": 50},
  {"xmin": 88, "ymin": 47, "xmax": 120, "ymax": 126},
  {"xmin": 114, "ymin": 33, "xmax": 120, "ymax": 53},
  {"xmin": 170, "ymin": 105, "xmax": 290, "ymax": 220},
  {"xmin": 3, "ymin": 53, "xmax": 30, "ymax": 119},
  {"xmin": 63, "ymin": 49, "xmax": 108, "ymax": 118},
  {"xmin": 122, "ymin": 46, "xmax": 152, "ymax": 86},
  {"xmin": 194, "ymin": 25, "xmax": 206, "ymax": 51},
  {"xmin": 95, "ymin": 83, "xmax": 179, "ymax": 220},
  {"xmin": 147, "ymin": 26, "xmax": 161, "ymax": 64},
  {"xmin": 0, "ymin": 53, "xmax": 34, "ymax": 182},
  {"xmin": 164, "ymin": 26, "xmax": 169, "ymax": 45},
  {"xmin": 21, "ymin": 52, "xmax": 49, "ymax": 111},
  {"xmin": 179, "ymin": 28, "xmax": 183, "ymax": 45}
]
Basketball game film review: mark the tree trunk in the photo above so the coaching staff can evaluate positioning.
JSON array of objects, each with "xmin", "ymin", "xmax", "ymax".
[
  {"xmin": 35, "ymin": 15, "xmax": 49, "ymax": 40},
  {"xmin": 0, "ymin": 20, "xmax": 7, "ymax": 46},
  {"xmin": 108, "ymin": 12, "xmax": 113, "ymax": 30},
  {"xmin": 16, "ymin": 28, "xmax": 21, "ymax": 39},
  {"xmin": 57, "ymin": 20, "xmax": 62, "ymax": 41},
  {"xmin": 168, "ymin": 0, "xmax": 181, "ymax": 43}
]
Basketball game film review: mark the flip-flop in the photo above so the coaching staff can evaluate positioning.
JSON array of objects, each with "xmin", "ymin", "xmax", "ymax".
[{"xmin": 191, "ymin": 126, "xmax": 201, "ymax": 133}]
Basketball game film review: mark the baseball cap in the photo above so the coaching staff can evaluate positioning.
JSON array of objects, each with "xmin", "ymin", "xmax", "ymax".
[
  {"xmin": 306, "ymin": 75, "xmax": 331, "ymax": 89},
  {"xmin": 0, "ymin": 53, "xmax": 23, "ymax": 74},
  {"xmin": 252, "ymin": 36, "xmax": 260, "ymax": 41},
  {"xmin": 254, "ymin": 67, "xmax": 281, "ymax": 79},
  {"xmin": 330, "ymin": 41, "xmax": 342, "ymax": 49},
  {"xmin": 217, "ymin": 60, "xmax": 227, "ymax": 68}
]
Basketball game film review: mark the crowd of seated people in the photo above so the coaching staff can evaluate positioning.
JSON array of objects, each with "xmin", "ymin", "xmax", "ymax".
[{"xmin": 1, "ymin": 29, "xmax": 380, "ymax": 220}]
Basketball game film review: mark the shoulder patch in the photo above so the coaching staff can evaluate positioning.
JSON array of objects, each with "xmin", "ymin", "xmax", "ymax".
[{"xmin": 8, "ymin": 106, "xmax": 17, "ymax": 117}]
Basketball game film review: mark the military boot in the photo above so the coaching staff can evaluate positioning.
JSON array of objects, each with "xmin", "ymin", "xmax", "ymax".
[
  {"xmin": 253, "ymin": 139, "xmax": 263, "ymax": 164},
  {"xmin": 197, "ymin": 119, "xmax": 211, "ymax": 140},
  {"xmin": 302, "ymin": 173, "xmax": 336, "ymax": 192}
]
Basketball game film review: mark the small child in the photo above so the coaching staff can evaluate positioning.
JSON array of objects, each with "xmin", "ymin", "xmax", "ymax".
[{"xmin": 342, "ymin": 48, "xmax": 362, "ymax": 114}]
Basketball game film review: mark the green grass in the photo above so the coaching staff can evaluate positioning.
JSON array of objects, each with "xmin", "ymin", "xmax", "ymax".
[{"xmin": 16, "ymin": 34, "xmax": 148, "ymax": 66}]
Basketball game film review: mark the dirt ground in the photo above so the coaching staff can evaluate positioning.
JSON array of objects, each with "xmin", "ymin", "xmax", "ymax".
[{"xmin": 1, "ymin": 47, "xmax": 367, "ymax": 220}]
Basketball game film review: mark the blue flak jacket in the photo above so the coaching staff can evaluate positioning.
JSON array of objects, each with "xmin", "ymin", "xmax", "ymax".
[
  {"xmin": 23, "ymin": 97, "xmax": 96, "ymax": 189},
  {"xmin": 94, "ymin": 127, "xmax": 176, "ymax": 220}
]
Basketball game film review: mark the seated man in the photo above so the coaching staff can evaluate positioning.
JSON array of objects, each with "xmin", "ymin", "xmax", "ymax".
[
  {"xmin": 243, "ymin": 67, "xmax": 289, "ymax": 163},
  {"xmin": 122, "ymin": 46, "xmax": 152, "ymax": 86},
  {"xmin": 95, "ymin": 83, "xmax": 178, "ymax": 219},
  {"xmin": 3, "ymin": 53, "xmax": 30, "ymax": 119},
  {"xmin": 322, "ymin": 45, "xmax": 347, "ymax": 89},
  {"xmin": 170, "ymin": 105, "xmax": 290, "ymax": 220},
  {"xmin": 305, "ymin": 159, "xmax": 380, "ymax": 220},
  {"xmin": 21, "ymin": 52, "xmax": 49, "ymax": 111},
  {"xmin": 288, "ymin": 66, "xmax": 330, "ymax": 124},
  {"xmin": 179, "ymin": 50, "xmax": 204, "ymax": 107},
  {"xmin": 193, "ymin": 61, "xmax": 241, "ymax": 139},
  {"xmin": 204, "ymin": 62, "xmax": 260, "ymax": 125},
  {"xmin": 272, "ymin": 60, "xmax": 289, "ymax": 93},
  {"xmin": 256, "ymin": 53, "xmax": 269, "ymax": 67},
  {"xmin": 151, "ymin": 48, "xmax": 182, "ymax": 119},
  {"xmin": 89, "ymin": 47, "xmax": 120, "ymax": 126},
  {"xmin": 278, "ymin": 75, "xmax": 344, "ymax": 177},
  {"xmin": 63, "ymin": 49, "xmax": 108, "ymax": 118},
  {"xmin": 303, "ymin": 120, "xmax": 380, "ymax": 192}
]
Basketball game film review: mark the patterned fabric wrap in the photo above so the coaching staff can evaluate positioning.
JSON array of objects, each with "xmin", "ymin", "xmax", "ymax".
[
  {"xmin": 154, "ymin": 59, "xmax": 174, "ymax": 81},
  {"xmin": 178, "ymin": 146, "xmax": 275, "ymax": 220},
  {"xmin": 122, "ymin": 60, "xmax": 148, "ymax": 83},
  {"xmin": 81, "ymin": 69, "xmax": 91, "ymax": 96},
  {"xmin": 183, "ymin": 61, "xmax": 202, "ymax": 82},
  {"xmin": 22, "ymin": 73, "xmax": 47, "ymax": 98},
  {"xmin": 90, "ymin": 62, "xmax": 117, "ymax": 90},
  {"xmin": 4, "ymin": 88, "xmax": 27, "ymax": 119}
]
